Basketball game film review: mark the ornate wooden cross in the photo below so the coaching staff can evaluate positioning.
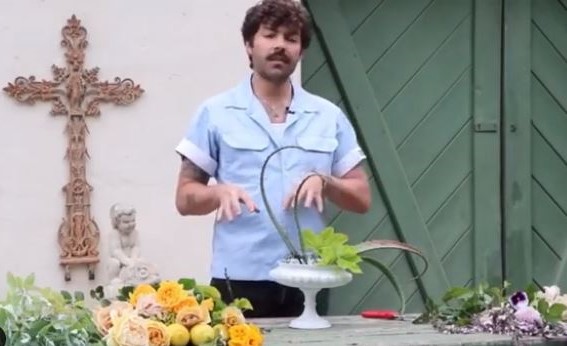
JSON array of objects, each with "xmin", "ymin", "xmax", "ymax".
[{"xmin": 3, "ymin": 15, "xmax": 144, "ymax": 281}]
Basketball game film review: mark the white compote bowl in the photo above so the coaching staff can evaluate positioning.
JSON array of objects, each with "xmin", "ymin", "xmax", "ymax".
[{"xmin": 269, "ymin": 260, "xmax": 353, "ymax": 329}]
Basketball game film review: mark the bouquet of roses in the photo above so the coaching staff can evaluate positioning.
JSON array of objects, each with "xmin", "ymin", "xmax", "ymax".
[{"xmin": 91, "ymin": 279, "xmax": 263, "ymax": 346}]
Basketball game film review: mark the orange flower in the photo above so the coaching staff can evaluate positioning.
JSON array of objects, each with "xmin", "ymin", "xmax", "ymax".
[
  {"xmin": 228, "ymin": 323, "xmax": 263, "ymax": 346},
  {"xmin": 147, "ymin": 320, "xmax": 170, "ymax": 346},
  {"xmin": 228, "ymin": 324, "xmax": 249, "ymax": 341},
  {"xmin": 228, "ymin": 338, "xmax": 248, "ymax": 346},
  {"xmin": 156, "ymin": 281, "xmax": 187, "ymax": 310},
  {"xmin": 172, "ymin": 295, "xmax": 199, "ymax": 313},
  {"xmin": 248, "ymin": 324, "xmax": 264, "ymax": 346}
]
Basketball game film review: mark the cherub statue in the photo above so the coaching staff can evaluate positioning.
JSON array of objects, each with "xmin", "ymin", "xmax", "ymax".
[
  {"xmin": 105, "ymin": 203, "xmax": 160, "ymax": 297},
  {"xmin": 107, "ymin": 203, "xmax": 140, "ymax": 278}
]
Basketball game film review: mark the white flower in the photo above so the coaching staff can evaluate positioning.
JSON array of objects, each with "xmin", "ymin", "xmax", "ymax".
[{"xmin": 539, "ymin": 285, "xmax": 561, "ymax": 302}]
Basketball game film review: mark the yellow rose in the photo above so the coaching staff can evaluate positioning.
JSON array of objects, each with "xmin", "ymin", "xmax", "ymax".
[
  {"xmin": 228, "ymin": 338, "xmax": 248, "ymax": 346},
  {"xmin": 227, "ymin": 324, "xmax": 263, "ymax": 346},
  {"xmin": 147, "ymin": 320, "xmax": 170, "ymax": 346},
  {"xmin": 172, "ymin": 295, "xmax": 199, "ymax": 313},
  {"xmin": 156, "ymin": 281, "xmax": 188, "ymax": 310},
  {"xmin": 107, "ymin": 311, "xmax": 148, "ymax": 346},
  {"xmin": 228, "ymin": 324, "xmax": 249, "ymax": 341},
  {"xmin": 93, "ymin": 301, "xmax": 133, "ymax": 336},
  {"xmin": 247, "ymin": 324, "xmax": 264, "ymax": 346},
  {"xmin": 222, "ymin": 306, "xmax": 246, "ymax": 327},
  {"xmin": 176, "ymin": 305, "xmax": 210, "ymax": 329},
  {"xmin": 129, "ymin": 284, "xmax": 157, "ymax": 306},
  {"xmin": 201, "ymin": 298, "xmax": 214, "ymax": 311}
]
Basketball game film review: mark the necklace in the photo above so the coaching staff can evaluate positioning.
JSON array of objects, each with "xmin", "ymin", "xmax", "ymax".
[
  {"xmin": 260, "ymin": 98, "xmax": 286, "ymax": 119},
  {"xmin": 250, "ymin": 77, "xmax": 293, "ymax": 121}
]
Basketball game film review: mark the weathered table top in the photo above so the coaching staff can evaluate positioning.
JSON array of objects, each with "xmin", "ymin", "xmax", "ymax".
[{"xmin": 250, "ymin": 315, "xmax": 559, "ymax": 346}]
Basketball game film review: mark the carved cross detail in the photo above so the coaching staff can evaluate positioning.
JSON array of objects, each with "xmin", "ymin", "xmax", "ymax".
[{"xmin": 3, "ymin": 15, "xmax": 144, "ymax": 281}]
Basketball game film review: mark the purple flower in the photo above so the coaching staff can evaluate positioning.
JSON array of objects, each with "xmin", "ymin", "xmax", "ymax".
[
  {"xmin": 509, "ymin": 291, "xmax": 529, "ymax": 309},
  {"xmin": 514, "ymin": 306, "xmax": 542, "ymax": 326}
]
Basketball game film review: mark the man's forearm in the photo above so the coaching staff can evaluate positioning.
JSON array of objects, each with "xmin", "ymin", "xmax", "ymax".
[
  {"xmin": 323, "ymin": 170, "xmax": 371, "ymax": 214},
  {"xmin": 175, "ymin": 157, "xmax": 219, "ymax": 216},
  {"xmin": 176, "ymin": 183, "xmax": 219, "ymax": 216}
]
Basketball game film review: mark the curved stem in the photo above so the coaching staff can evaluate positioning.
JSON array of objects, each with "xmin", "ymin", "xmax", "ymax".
[
  {"xmin": 292, "ymin": 172, "xmax": 328, "ymax": 260},
  {"xmin": 260, "ymin": 145, "xmax": 303, "ymax": 259}
]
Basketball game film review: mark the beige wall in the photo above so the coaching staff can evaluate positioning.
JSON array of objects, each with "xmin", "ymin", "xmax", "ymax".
[{"xmin": 0, "ymin": 0, "xmax": 300, "ymax": 295}]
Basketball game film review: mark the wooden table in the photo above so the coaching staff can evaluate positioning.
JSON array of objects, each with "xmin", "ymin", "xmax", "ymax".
[{"xmin": 251, "ymin": 315, "xmax": 559, "ymax": 345}]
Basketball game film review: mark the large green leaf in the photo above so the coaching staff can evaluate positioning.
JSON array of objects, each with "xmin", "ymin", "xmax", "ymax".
[
  {"xmin": 362, "ymin": 257, "xmax": 406, "ymax": 314},
  {"xmin": 354, "ymin": 240, "xmax": 429, "ymax": 280}
]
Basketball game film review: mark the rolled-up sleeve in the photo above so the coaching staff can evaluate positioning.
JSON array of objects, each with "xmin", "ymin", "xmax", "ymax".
[
  {"xmin": 175, "ymin": 105, "xmax": 218, "ymax": 177},
  {"xmin": 332, "ymin": 110, "xmax": 366, "ymax": 177}
]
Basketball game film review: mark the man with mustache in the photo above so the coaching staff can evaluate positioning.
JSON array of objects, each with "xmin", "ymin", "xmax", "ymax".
[{"xmin": 175, "ymin": 0, "xmax": 371, "ymax": 318}]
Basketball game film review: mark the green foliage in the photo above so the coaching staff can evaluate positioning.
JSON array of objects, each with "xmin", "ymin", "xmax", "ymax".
[
  {"xmin": 414, "ymin": 281, "xmax": 567, "ymax": 329},
  {"xmin": 89, "ymin": 285, "xmax": 111, "ymax": 307},
  {"xmin": 0, "ymin": 273, "xmax": 103, "ymax": 346},
  {"xmin": 178, "ymin": 278, "xmax": 197, "ymax": 290},
  {"xmin": 117, "ymin": 285, "xmax": 135, "ymax": 302},
  {"xmin": 302, "ymin": 227, "xmax": 363, "ymax": 273},
  {"xmin": 536, "ymin": 300, "xmax": 567, "ymax": 323},
  {"xmin": 230, "ymin": 298, "xmax": 253, "ymax": 311},
  {"xmin": 414, "ymin": 282, "xmax": 509, "ymax": 326}
]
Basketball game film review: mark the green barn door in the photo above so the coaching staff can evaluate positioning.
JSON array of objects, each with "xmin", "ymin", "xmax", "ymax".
[
  {"xmin": 503, "ymin": 0, "xmax": 567, "ymax": 291},
  {"xmin": 302, "ymin": 0, "xmax": 503, "ymax": 314}
]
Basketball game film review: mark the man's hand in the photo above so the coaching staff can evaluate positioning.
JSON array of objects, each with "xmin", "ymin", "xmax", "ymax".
[
  {"xmin": 175, "ymin": 156, "xmax": 259, "ymax": 220},
  {"xmin": 212, "ymin": 184, "xmax": 258, "ymax": 222},
  {"xmin": 284, "ymin": 174, "xmax": 326, "ymax": 213}
]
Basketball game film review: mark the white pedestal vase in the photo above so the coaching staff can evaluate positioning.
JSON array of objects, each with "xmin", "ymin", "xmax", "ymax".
[{"xmin": 269, "ymin": 261, "xmax": 353, "ymax": 329}]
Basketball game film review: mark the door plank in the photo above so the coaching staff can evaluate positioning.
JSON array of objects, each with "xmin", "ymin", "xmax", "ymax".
[
  {"xmin": 305, "ymin": 0, "xmax": 450, "ymax": 301},
  {"xmin": 502, "ymin": 0, "xmax": 532, "ymax": 290}
]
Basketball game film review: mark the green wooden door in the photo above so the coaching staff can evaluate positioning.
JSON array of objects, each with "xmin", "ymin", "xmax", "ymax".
[
  {"xmin": 302, "ymin": 0, "xmax": 503, "ymax": 314},
  {"xmin": 503, "ymin": 0, "xmax": 567, "ymax": 291}
]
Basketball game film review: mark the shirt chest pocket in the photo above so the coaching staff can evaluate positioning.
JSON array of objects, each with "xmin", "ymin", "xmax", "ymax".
[
  {"xmin": 219, "ymin": 132, "xmax": 271, "ymax": 171},
  {"xmin": 294, "ymin": 136, "xmax": 338, "ymax": 174}
]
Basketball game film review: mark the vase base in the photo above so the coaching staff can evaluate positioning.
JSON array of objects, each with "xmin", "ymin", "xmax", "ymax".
[{"xmin": 289, "ymin": 315, "xmax": 331, "ymax": 329}]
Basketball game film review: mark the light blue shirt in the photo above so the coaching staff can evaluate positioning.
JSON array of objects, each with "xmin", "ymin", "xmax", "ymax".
[{"xmin": 176, "ymin": 74, "xmax": 366, "ymax": 281}]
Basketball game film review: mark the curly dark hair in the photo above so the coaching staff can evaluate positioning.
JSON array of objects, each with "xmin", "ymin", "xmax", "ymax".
[{"xmin": 241, "ymin": 0, "xmax": 313, "ymax": 50}]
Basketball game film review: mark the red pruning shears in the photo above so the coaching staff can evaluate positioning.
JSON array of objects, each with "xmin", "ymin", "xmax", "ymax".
[{"xmin": 361, "ymin": 309, "xmax": 399, "ymax": 320}]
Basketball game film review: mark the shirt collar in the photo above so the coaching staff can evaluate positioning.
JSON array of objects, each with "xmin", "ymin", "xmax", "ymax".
[{"xmin": 234, "ymin": 73, "xmax": 317, "ymax": 115}]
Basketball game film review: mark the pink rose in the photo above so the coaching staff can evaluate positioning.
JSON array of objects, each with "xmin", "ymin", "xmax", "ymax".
[{"xmin": 135, "ymin": 294, "xmax": 164, "ymax": 318}]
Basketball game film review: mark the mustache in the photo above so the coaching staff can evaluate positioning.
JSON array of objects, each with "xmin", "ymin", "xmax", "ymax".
[{"xmin": 267, "ymin": 51, "xmax": 290, "ymax": 64}]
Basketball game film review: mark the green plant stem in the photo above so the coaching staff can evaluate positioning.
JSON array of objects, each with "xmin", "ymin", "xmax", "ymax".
[
  {"xmin": 260, "ymin": 145, "xmax": 304, "ymax": 260},
  {"xmin": 362, "ymin": 257, "xmax": 406, "ymax": 315},
  {"xmin": 292, "ymin": 171, "xmax": 329, "ymax": 262},
  {"xmin": 355, "ymin": 240, "xmax": 429, "ymax": 281}
]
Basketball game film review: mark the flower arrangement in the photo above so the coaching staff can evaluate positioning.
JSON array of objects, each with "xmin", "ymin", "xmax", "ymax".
[
  {"xmin": 414, "ymin": 281, "xmax": 567, "ymax": 342},
  {"xmin": 260, "ymin": 145, "xmax": 429, "ymax": 314},
  {"xmin": 91, "ymin": 278, "xmax": 263, "ymax": 346}
]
